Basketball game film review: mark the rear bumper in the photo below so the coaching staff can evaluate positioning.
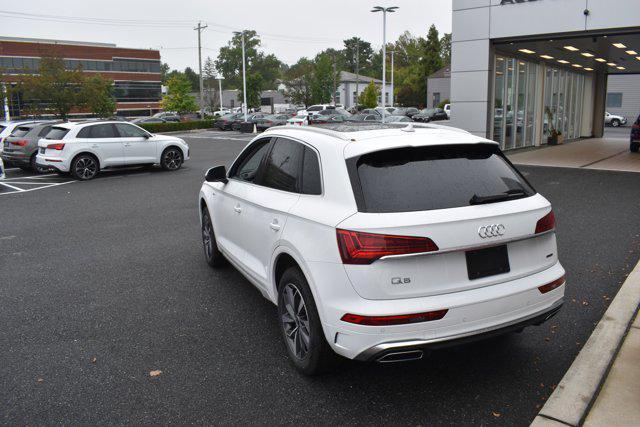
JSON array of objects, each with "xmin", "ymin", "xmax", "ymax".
[
  {"xmin": 1, "ymin": 152, "xmax": 30, "ymax": 165},
  {"xmin": 355, "ymin": 298, "xmax": 563, "ymax": 361},
  {"xmin": 35, "ymin": 154, "xmax": 70, "ymax": 172}
]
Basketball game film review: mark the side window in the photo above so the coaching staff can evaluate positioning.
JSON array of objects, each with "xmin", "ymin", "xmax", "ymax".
[
  {"xmin": 78, "ymin": 124, "xmax": 118, "ymax": 138},
  {"xmin": 231, "ymin": 139, "xmax": 272, "ymax": 183},
  {"xmin": 115, "ymin": 123, "xmax": 148, "ymax": 138},
  {"xmin": 301, "ymin": 146, "xmax": 322, "ymax": 195},
  {"xmin": 260, "ymin": 138, "xmax": 304, "ymax": 193}
]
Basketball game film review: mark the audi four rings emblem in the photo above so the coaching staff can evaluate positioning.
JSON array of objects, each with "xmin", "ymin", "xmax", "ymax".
[{"xmin": 478, "ymin": 224, "xmax": 506, "ymax": 238}]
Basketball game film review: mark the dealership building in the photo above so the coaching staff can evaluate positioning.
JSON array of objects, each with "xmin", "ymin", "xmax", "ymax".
[
  {"xmin": 0, "ymin": 36, "xmax": 162, "ymax": 118},
  {"xmin": 450, "ymin": 0, "xmax": 640, "ymax": 150}
]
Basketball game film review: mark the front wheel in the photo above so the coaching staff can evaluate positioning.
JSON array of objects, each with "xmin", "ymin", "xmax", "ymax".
[
  {"xmin": 161, "ymin": 147, "xmax": 183, "ymax": 171},
  {"xmin": 71, "ymin": 154, "xmax": 99, "ymax": 180},
  {"xmin": 611, "ymin": 119, "xmax": 620, "ymax": 127},
  {"xmin": 201, "ymin": 208, "xmax": 226, "ymax": 268},
  {"xmin": 277, "ymin": 267, "xmax": 339, "ymax": 375}
]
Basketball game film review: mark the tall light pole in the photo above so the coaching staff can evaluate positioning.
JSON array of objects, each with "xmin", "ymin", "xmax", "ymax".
[
  {"xmin": 233, "ymin": 30, "xmax": 248, "ymax": 122},
  {"xmin": 390, "ymin": 50, "xmax": 395, "ymax": 108},
  {"xmin": 371, "ymin": 6, "xmax": 398, "ymax": 123},
  {"xmin": 194, "ymin": 22, "xmax": 208, "ymax": 118},
  {"xmin": 217, "ymin": 75, "xmax": 224, "ymax": 111}
]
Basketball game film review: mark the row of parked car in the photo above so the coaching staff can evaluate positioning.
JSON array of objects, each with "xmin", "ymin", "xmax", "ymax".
[
  {"xmin": 0, "ymin": 118, "xmax": 189, "ymax": 180},
  {"xmin": 213, "ymin": 104, "xmax": 452, "ymax": 132}
]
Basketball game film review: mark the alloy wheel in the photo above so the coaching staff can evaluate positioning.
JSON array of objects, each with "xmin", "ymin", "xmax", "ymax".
[
  {"xmin": 164, "ymin": 149, "xmax": 182, "ymax": 170},
  {"xmin": 75, "ymin": 157, "xmax": 97, "ymax": 179},
  {"xmin": 202, "ymin": 214, "xmax": 213, "ymax": 260},
  {"xmin": 281, "ymin": 283, "xmax": 311, "ymax": 360}
]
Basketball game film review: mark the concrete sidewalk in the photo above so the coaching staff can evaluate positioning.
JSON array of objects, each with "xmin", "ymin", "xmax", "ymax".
[
  {"xmin": 532, "ymin": 260, "xmax": 640, "ymax": 427},
  {"xmin": 584, "ymin": 312, "xmax": 640, "ymax": 426},
  {"xmin": 508, "ymin": 137, "xmax": 640, "ymax": 173}
]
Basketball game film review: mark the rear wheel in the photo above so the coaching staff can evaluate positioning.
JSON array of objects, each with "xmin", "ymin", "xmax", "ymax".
[
  {"xmin": 611, "ymin": 119, "xmax": 620, "ymax": 127},
  {"xmin": 631, "ymin": 141, "xmax": 640, "ymax": 153},
  {"xmin": 71, "ymin": 154, "xmax": 99, "ymax": 180},
  {"xmin": 30, "ymin": 153, "xmax": 48, "ymax": 174},
  {"xmin": 277, "ymin": 267, "xmax": 339, "ymax": 375},
  {"xmin": 161, "ymin": 147, "xmax": 183, "ymax": 171}
]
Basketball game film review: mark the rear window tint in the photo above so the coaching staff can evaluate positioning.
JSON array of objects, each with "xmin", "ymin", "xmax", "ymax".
[
  {"xmin": 348, "ymin": 144, "xmax": 535, "ymax": 213},
  {"xmin": 301, "ymin": 147, "xmax": 322, "ymax": 195},
  {"xmin": 11, "ymin": 126, "xmax": 32, "ymax": 137},
  {"xmin": 45, "ymin": 127, "xmax": 70, "ymax": 140}
]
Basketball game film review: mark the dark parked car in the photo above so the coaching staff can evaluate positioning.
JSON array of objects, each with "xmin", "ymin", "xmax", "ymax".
[
  {"xmin": 231, "ymin": 113, "xmax": 268, "ymax": 131},
  {"xmin": 412, "ymin": 108, "xmax": 449, "ymax": 123},
  {"xmin": 215, "ymin": 113, "xmax": 244, "ymax": 130},
  {"xmin": 1, "ymin": 121, "xmax": 57, "ymax": 172},
  {"xmin": 387, "ymin": 115, "xmax": 412, "ymax": 122},
  {"xmin": 255, "ymin": 114, "xmax": 291, "ymax": 131},
  {"xmin": 392, "ymin": 107, "xmax": 420, "ymax": 118},
  {"xmin": 153, "ymin": 112, "xmax": 181, "ymax": 122},
  {"xmin": 631, "ymin": 114, "xmax": 640, "ymax": 152},
  {"xmin": 131, "ymin": 117, "xmax": 166, "ymax": 124}
]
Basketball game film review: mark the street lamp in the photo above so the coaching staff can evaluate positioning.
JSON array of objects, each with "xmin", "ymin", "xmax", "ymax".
[
  {"xmin": 216, "ymin": 74, "xmax": 224, "ymax": 113},
  {"xmin": 371, "ymin": 5, "xmax": 398, "ymax": 123},
  {"xmin": 233, "ymin": 30, "xmax": 249, "ymax": 122}
]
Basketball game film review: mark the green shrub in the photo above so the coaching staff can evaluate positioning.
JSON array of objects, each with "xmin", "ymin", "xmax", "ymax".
[
  {"xmin": 139, "ymin": 119, "xmax": 214, "ymax": 133},
  {"xmin": 437, "ymin": 98, "xmax": 450, "ymax": 109}
]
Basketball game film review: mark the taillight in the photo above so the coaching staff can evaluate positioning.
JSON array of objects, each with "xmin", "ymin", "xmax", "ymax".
[
  {"xmin": 535, "ymin": 210, "xmax": 555, "ymax": 234},
  {"xmin": 632, "ymin": 123, "xmax": 640, "ymax": 129},
  {"xmin": 538, "ymin": 275, "xmax": 565, "ymax": 294},
  {"xmin": 336, "ymin": 229, "xmax": 438, "ymax": 265},
  {"xmin": 11, "ymin": 139, "xmax": 28, "ymax": 146},
  {"xmin": 266, "ymin": 121, "xmax": 273, "ymax": 125},
  {"xmin": 47, "ymin": 143, "xmax": 65, "ymax": 150},
  {"xmin": 341, "ymin": 309, "xmax": 448, "ymax": 326}
]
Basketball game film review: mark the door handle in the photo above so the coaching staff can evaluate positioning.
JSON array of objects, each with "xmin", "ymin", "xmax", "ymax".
[
  {"xmin": 123, "ymin": 143, "xmax": 131, "ymax": 147},
  {"xmin": 233, "ymin": 205, "xmax": 242, "ymax": 214},
  {"xmin": 269, "ymin": 220, "xmax": 281, "ymax": 231},
  {"xmin": 91, "ymin": 144, "xmax": 99, "ymax": 148}
]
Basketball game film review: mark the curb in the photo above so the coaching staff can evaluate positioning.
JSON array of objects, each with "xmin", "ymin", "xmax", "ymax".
[{"xmin": 531, "ymin": 259, "xmax": 640, "ymax": 426}]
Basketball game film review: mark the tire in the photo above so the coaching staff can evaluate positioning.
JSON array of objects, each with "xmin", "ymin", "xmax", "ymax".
[
  {"xmin": 161, "ymin": 147, "xmax": 183, "ymax": 171},
  {"xmin": 277, "ymin": 266, "xmax": 339, "ymax": 375},
  {"xmin": 30, "ymin": 153, "xmax": 48, "ymax": 174},
  {"xmin": 631, "ymin": 141, "xmax": 640, "ymax": 153},
  {"xmin": 71, "ymin": 154, "xmax": 99, "ymax": 180},
  {"xmin": 611, "ymin": 119, "xmax": 620, "ymax": 127},
  {"xmin": 201, "ymin": 208, "xmax": 226, "ymax": 268}
]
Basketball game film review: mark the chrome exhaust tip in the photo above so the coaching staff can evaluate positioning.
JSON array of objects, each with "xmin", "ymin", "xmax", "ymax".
[{"xmin": 376, "ymin": 350, "xmax": 424, "ymax": 363}]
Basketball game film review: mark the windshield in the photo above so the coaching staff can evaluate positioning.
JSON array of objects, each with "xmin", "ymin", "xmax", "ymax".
[{"xmin": 347, "ymin": 144, "xmax": 535, "ymax": 213}]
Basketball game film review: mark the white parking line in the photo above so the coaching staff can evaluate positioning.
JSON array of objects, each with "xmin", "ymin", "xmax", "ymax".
[
  {"xmin": 0, "ymin": 180, "xmax": 75, "ymax": 196},
  {"xmin": 4, "ymin": 173, "xmax": 59, "ymax": 180},
  {"xmin": 3, "ymin": 181, "xmax": 63, "ymax": 185},
  {"xmin": 0, "ymin": 181, "xmax": 25, "ymax": 191}
]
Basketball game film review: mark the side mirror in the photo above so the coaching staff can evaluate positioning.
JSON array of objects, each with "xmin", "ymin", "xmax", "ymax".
[{"xmin": 205, "ymin": 165, "xmax": 228, "ymax": 184}]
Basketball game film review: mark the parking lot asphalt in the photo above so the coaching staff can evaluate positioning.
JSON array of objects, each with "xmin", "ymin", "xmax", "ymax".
[{"xmin": 1, "ymin": 130, "xmax": 639, "ymax": 425}]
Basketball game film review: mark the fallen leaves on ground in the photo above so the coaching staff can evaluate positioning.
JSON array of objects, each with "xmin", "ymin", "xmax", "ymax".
[
  {"xmin": 149, "ymin": 370, "xmax": 162, "ymax": 377},
  {"xmin": 90, "ymin": 357, "xmax": 97, "ymax": 364},
  {"xmin": 492, "ymin": 412, "xmax": 501, "ymax": 418}
]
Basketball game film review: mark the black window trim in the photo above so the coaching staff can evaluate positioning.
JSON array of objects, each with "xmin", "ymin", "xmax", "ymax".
[{"xmin": 228, "ymin": 137, "xmax": 274, "ymax": 183}]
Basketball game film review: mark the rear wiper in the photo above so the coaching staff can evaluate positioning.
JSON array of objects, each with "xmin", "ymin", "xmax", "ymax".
[{"xmin": 469, "ymin": 189, "xmax": 528, "ymax": 205}]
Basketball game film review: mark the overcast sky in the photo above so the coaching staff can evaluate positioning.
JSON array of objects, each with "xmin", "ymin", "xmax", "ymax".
[{"xmin": 1, "ymin": 1, "xmax": 452, "ymax": 71}]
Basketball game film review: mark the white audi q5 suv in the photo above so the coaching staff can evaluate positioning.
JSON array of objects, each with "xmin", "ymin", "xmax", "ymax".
[{"xmin": 198, "ymin": 123, "xmax": 565, "ymax": 375}]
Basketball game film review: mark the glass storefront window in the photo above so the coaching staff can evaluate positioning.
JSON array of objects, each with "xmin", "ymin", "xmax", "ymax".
[{"xmin": 493, "ymin": 56, "xmax": 506, "ymax": 146}]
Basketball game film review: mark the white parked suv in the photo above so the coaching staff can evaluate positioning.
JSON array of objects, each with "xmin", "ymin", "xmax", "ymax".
[
  {"xmin": 36, "ymin": 121, "xmax": 189, "ymax": 180},
  {"xmin": 198, "ymin": 123, "xmax": 565, "ymax": 374}
]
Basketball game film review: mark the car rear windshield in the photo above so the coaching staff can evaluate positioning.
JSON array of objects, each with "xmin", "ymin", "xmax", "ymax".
[
  {"xmin": 11, "ymin": 126, "xmax": 33, "ymax": 137},
  {"xmin": 347, "ymin": 144, "xmax": 535, "ymax": 213},
  {"xmin": 45, "ymin": 127, "xmax": 70, "ymax": 140}
]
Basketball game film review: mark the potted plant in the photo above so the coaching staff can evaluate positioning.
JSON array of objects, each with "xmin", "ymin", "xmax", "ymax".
[{"xmin": 545, "ymin": 107, "xmax": 562, "ymax": 145}]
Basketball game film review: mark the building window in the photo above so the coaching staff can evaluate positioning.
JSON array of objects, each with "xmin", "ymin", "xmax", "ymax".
[
  {"xmin": 353, "ymin": 91, "xmax": 358, "ymax": 104},
  {"xmin": 433, "ymin": 92, "xmax": 441, "ymax": 108},
  {"xmin": 606, "ymin": 92, "xmax": 623, "ymax": 108}
]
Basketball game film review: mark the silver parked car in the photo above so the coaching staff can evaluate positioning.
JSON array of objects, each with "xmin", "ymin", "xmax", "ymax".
[
  {"xmin": 605, "ymin": 111, "xmax": 627, "ymax": 127},
  {"xmin": 1, "ymin": 121, "xmax": 57, "ymax": 172}
]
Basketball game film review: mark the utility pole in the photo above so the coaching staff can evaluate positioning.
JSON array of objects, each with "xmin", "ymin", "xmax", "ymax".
[
  {"xmin": 355, "ymin": 42, "xmax": 360, "ymax": 109},
  {"xmin": 390, "ymin": 50, "xmax": 395, "ymax": 108},
  {"xmin": 194, "ymin": 22, "xmax": 208, "ymax": 118},
  {"xmin": 217, "ymin": 76, "xmax": 223, "ymax": 111},
  {"xmin": 371, "ymin": 6, "xmax": 398, "ymax": 123},
  {"xmin": 234, "ymin": 30, "xmax": 248, "ymax": 122}
]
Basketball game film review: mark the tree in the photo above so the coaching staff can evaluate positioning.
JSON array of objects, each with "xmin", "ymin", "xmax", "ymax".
[
  {"xmin": 83, "ymin": 75, "xmax": 116, "ymax": 117},
  {"xmin": 358, "ymin": 81, "xmax": 379, "ymax": 108},
  {"xmin": 202, "ymin": 56, "xmax": 219, "ymax": 109},
  {"xmin": 20, "ymin": 55, "xmax": 85, "ymax": 120},
  {"xmin": 440, "ymin": 33, "xmax": 451, "ymax": 64},
  {"xmin": 283, "ymin": 58, "xmax": 314, "ymax": 106},
  {"xmin": 183, "ymin": 67, "xmax": 200, "ymax": 92},
  {"xmin": 424, "ymin": 25, "xmax": 444, "ymax": 77},
  {"xmin": 311, "ymin": 53, "xmax": 334, "ymax": 104},
  {"xmin": 238, "ymin": 72, "xmax": 264, "ymax": 109},
  {"xmin": 343, "ymin": 37, "xmax": 373, "ymax": 74},
  {"xmin": 160, "ymin": 62, "xmax": 171, "ymax": 84},
  {"xmin": 161, "ymin": 74, "xmax": 198, "ymax": 113}
]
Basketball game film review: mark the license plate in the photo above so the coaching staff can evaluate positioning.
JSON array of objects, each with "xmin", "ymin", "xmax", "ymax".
[{"xmin": 465, "ymin": 245, "xmax": 510, "ymax": 280}]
